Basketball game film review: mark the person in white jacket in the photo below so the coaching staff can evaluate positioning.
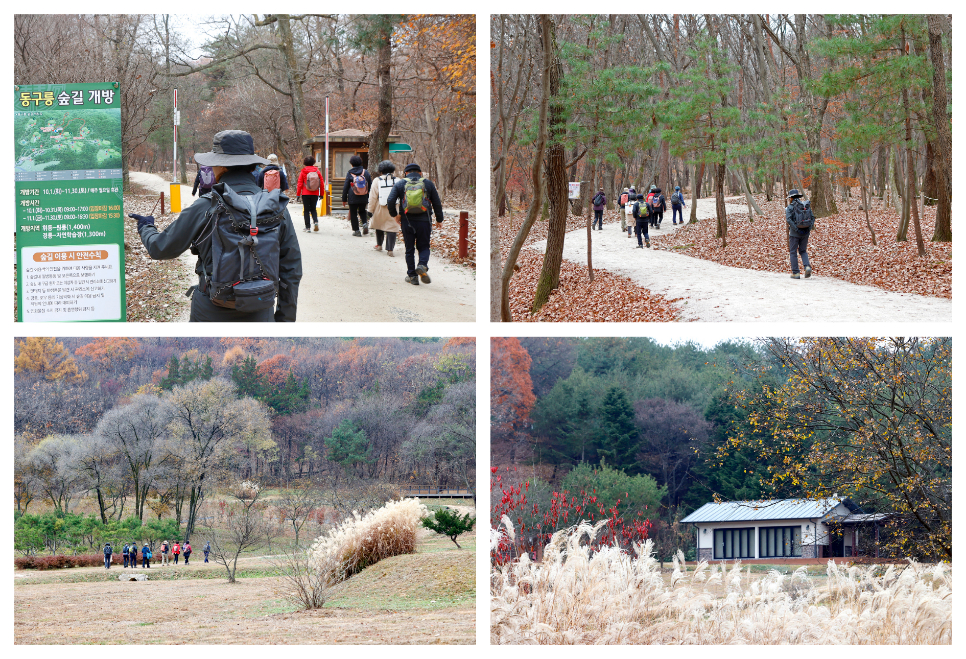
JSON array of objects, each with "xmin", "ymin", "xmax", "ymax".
[{"xmin": 367, "ymin": 160, "xmax": 403, "ymax": 257}]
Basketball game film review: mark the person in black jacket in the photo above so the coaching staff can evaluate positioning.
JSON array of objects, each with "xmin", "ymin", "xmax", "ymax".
[
  {"xmin": 342, "ymin": 155, "xmax": 373, "ymax": 237},
  {"xmin": 103, "ymin": 543, "xmax": 113, "ymax": 569},
  {"xmin": 649, "ymin": 186, "xmax": 666, "ymax": 229},
  {"xmin": 256, "ymin": 153, "xmax": 289, "ymax": 192},
  {"xmin": 191, "ymin": 165, "xmax": 216, "ymax": 197},
  {"xmin": 785, "ymin": 188, "xmax": 813, "ymax": 279},
  {"xmin": 130, "ymin": 130, "xmax": 302, "ymax": 322},
  {"xmin": 387, "ymin": 163, "xmax": 444, "ymax": 285}
]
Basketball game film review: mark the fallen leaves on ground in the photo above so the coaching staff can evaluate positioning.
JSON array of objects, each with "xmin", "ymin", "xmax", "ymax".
[
  {"xmin": 653, "ymin": 193, "xmax": 951, "ymax": 299},
  {"xmin": 499, "ymin": 208, "xmax": 680, "ymax": 322}
]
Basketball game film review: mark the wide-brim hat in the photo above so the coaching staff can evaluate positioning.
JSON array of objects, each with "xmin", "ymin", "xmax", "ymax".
[
  {"xmin": 787, "ymin": 188, "xmax": 803, "ymax": 198},
  {"xmin": 195, "ymin": 130, "xmax": 270, "ymax": 167}
]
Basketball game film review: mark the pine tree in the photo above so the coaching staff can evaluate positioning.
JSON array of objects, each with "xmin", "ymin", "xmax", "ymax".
[
  {"xmin": 596, "ymin": 386, "xmax": 640, "ymax": 472},
  {"xmin": 421, "ymin": 508, "xmax": 476, "ymax": 549}
]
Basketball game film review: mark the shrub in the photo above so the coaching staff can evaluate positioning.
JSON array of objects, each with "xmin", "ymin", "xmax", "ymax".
[
  {"xmin": 309, "ymin": 498, "xmax": 427, "ymax": 583},
  {"xmin": 491, "ymin": 520, "xmax": 953, "ymax": 644},
  {"xmin": 15, "ymin": 553, "xmax": 108, "ymax": 570},
  {"xmin": 422, "ymin": 508, "xmax": 476, "ymax": 549}
]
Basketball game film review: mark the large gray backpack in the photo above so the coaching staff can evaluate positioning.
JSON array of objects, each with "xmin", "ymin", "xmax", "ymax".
[{"xmin": 195, "ymin": 183, "xmax": 287, "ymax": 312}]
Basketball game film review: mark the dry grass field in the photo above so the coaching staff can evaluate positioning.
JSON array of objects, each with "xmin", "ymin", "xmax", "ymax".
[{"xmin": 15, "ymin": 512, "xmax": 476, "ymax": 644}]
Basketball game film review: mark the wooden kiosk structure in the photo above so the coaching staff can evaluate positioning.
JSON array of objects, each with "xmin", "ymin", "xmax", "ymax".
[{"xmin": 303, "ymin": 129, "xmax": 407, "ymax": 213}]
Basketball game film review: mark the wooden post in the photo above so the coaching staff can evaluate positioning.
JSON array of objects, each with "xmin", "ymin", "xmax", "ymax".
[
  {"xmin": 458, "ymin": 211, "xmax": 469, "ymax": 258},
  {"xmin": 160, "ymin": 191, "xmax": 165, "ymax": 215}
]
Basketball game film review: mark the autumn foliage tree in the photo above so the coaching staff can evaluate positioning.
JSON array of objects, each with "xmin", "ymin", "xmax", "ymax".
[
  {"xmin": 721, "ymin": 337, "xmax": 951, "ymax": 561},
  {"xmin": 15, "ymin": 337, "xmax": 87, "ymax": 383},
  {"xmin": 491, "ymin": 338, "xmax": 536, "ymax": 462}
]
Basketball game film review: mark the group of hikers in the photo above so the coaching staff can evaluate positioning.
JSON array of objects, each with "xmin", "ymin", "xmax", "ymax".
[
  {"xmin": 591, "ymin": 184, "xmax": 688, "ymax": 249},
  {"xmin": 589, "ymin": 182, "xmax": 815, "ymax": 276},
  {"xmin": 128, "ymin": 129, "xmax": 447, "ymax": 322},
  {"xmin": 102, "ymin": 540, "xmax": 211, "ymax": 569}
]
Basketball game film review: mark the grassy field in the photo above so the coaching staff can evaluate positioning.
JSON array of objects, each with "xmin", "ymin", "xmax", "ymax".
[{"xmin": 15, "ymin": 517, "xmax": 476, "ymax": 644}]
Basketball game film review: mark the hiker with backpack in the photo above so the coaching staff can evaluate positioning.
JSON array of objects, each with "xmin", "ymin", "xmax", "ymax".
[
  {"xmin": 131, "ymin": 130, "xmax": 302, "ymax": 322},
  {"xmin": 128, "ymin": 542, "xmax": 137, "ymax": 568},
  {"xmin": 160, "ymin": 539, "xmax": 170, "ymax": 565},
  {"xmin": 183, "ymin": 542, "xmax": 192, "ymax": 565},
  {"xmin": 367, "ymin": 160, "xmax": 402, "ymax": 257},
  {"xmin": 785, "ymin": 188, "xmax": 814, "ymax": 279},
  {"xmin": 296, "ymin": 155, "xmax": 324, "ymax": 233},
  {"xmin": 257, "ymin": 153, "xmax": 289, "ymax": 193},
  {"xmin": 122, "ymin": 543, "xmax": 129, "ymax": 568},
  {"xmin": 192, "ymin": 164, "xmax": 216, "ymax": 197},
  {"xmin": 625, "ymin": 186, "xmax": 637, "ymax": 237},
  {"xmin": 632, "ymin": 193, "xmax": 651, "ymax": 249},
  {"xmin": 173, "ymin": 541, "xmax": 181, "ymax": 564},
  {"xmin": 670, "ymin": 186, "xmax": 687, "ymax": 225},
  {"xmin": 387, "ymin": 163, "xmax": 444, "ymax": 286},
  {"xmin": 203, "ymin": 541, "xmax": 211, "ymax": 563},
  {"xmin": 142, "ymin": 543, "xmax": 152, "ymax": 568},
  {"xmin": 342, "ymin": 155, "xmax": 373, "ymax": 237},
  {"xmin": 619, "ymin": 187, "xmax": 630, "ymax": 233},
  {"xmin": 648, "ymin": 186, "xmax": 666, "ymax": 229},
  {"xmin": 592, "ymin": 188, "xmax": 607, "ymax": 230},
  {"xmin": 104, "ymin": 542, "xmax": 113, "ymax": 569}
]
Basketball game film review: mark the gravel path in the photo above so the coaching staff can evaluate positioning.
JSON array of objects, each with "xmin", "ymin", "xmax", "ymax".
[
  {"xmin": 130, "ymin": 172, "xmax": 475, "ymax": 322},
  {"xmin": 529, "ymin": 197, "xmax": 952, "ymax": 322}
]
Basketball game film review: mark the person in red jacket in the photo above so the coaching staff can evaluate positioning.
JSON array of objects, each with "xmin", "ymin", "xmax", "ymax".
[
  {"xmin": 173, "ymin": 541, "xmax": 182, "ymax": 564},
  {"xmin": 296, "ymin": 156, "xmax": 324, "ymax": 233}
]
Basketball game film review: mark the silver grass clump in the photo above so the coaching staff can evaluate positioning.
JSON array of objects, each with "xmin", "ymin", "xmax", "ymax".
[{"xmin": 491, "ymin": 520, "xmax": 952, "ymax": 644}]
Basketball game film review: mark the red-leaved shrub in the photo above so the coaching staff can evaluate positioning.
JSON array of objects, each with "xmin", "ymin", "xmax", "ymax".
[{"xmin": 15, "ymin": 554, "xmax": 108, "ymax": 570}]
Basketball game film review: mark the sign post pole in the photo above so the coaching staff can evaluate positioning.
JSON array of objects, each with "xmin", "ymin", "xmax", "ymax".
[
  {"xmin": 324, "ymin": 95, "xmax": 330, "ymax": 215},
  {"xmin": 15, "ymin": 82, "xmax": 126, "ymax": 321},
  {"xmin": 169, "ymin": 88, "xmax": 181, "ymax": 213}
]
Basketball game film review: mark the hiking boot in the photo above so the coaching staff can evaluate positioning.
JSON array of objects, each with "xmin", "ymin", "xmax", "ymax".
[
  {"xmin": 804, "ymin": 265, "xmax": 812, "ymax": 278},
  {"xmin": 352, "ymin": 230, "xmax": 362, "ymax": 237},
  {"xmin": 645, "ymin": 239, "xmax": 651, "ymax": 248},
  {"xmin": 405, "ymin": 275, "xmax": 420, "ymax": 285},
  {"xmin": 636, "ymin": 244, "xmax": 643, "ymax": 249},
  {"xmin": 362, "ymin": 223, "xmax": 369, "ymax": 235},
  {"xmin": 791, "ymin": 273, "xmax": 801, "ymax": 279},
  {"xmin": 304, "ymin": 227, "xmax": 311, "ymax": 233},
  {"xmin": 416, "ymin": 264, "xmax": 431, "ymax": 284},
  {"xmin": 386, "ymin": 250, "xmax": 394, "ymax": 257},
  {"xmin": 313, "ymin": 223, "xmax": 319, "ymax": 232}
]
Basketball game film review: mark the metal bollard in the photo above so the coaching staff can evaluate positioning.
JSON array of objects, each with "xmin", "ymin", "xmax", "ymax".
[{"xmin": 458, "ymin": 211, "xmax": 469, "ymax": 258}]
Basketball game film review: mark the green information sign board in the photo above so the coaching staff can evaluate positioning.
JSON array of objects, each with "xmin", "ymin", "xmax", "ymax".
[{"xmin": 15, "ymin": 82, "xmax": 126, "ymax": 321}]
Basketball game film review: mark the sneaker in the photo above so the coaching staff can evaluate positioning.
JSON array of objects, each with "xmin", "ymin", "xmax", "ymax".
[
  {"xmin": 405, "ymin": 275, "xmax": 420, "ymax": 285},
  {"xmin": 362, "ymin": 223, "xmax": 369, "ymax": 235},
  {"xmin": 645, "ymin": 240, "xmax": 651, "ymax": 248},
  {"xmin": 416, "ymin": 264, "xmax": 431, "ymax": 284},
  {"xmin": 304, "ymin": 227, "xmax": 311, "ymax": 233},
  {"xmin": 374, "ymin": 244, "xmax": 382, "ymax": 251},
  {"xmin": 791, "ymin": 273, "xmax": 801, "ymax": 279},
  {"xmin": 352, "ymin": 230, "xmax": 362, "ymax": 237},
  {"xmin": 313, "ymin": 223, "xmax": 319, "ymax": 232},
  {"xmin": 804, "ymin": 265, "xmax": 812, "ymax": 278},
  {"xmin": 386, "ymin": 250, "xmax": 394, "ymax": 257},
  {"xmin": 636, "ymin": 244, "xmax": 643, "ymax": 249}
]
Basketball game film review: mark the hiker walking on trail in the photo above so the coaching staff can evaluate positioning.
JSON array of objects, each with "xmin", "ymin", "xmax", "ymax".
[
  {"xmin": 387, "ymin": 163, "xmax": 444, "ymax": 286},
  {"xmin": 649, "ymin": 187, "xmax": 666, "ymax": 229},
  {"xmin": 367, "ymin": 160, "xmax": 402, "ymax": 257},
  {"xmin": 204, "ymin": 541, "xmax": 211, "ymax": 564},
  {"xmin": 103, "ymin": 542, "xmax": 113, "ymax": 569},
  {"xmin": 128, "ymin": 543, "xmax": 137, "ymax": 568},
  {"xmin": 131, "ymin": 130, "xmax": 302, "ymax": 323},
  {"xmin": 160, "ymin": 539, "xmax": 170, "ymax": 566},
  {"xmin": 670, "ymin": 186, "xmax": 687, "ymax": 225},
  {"xmin": 173, "ymin": 541, "xmax": 181, "ymax": 564},
  {"xmin": 626, "ymin": 187, "xmax": 637, "ymax": 237},
  {"xmin": 632, "ymin": 194, "xmax": 651, "ymax": 249},
  {"xmin": 342, "ymin": 155, "xmax": 373, "ymax": 237},
  {"xmin": 257, "ymin": 154, "xmax": 289, "ymax": 193},
  {"xmin": 183, "ymin": 542, "xmax": 192, "ymax": 565},
  {"xmin": 785, "ymin": 189, "xmax": 814, "ymax": 279},
  {"xmin": 142, "ymin": 543, "xmax": 152, "ymax": 569},
  {"xmin": 592, "ymin": 187, "xmax": 607, "ymax": 230},
  {"xmin": 192, "ymin": 164, "xmax": 216, "ymax": 197},
  {"xmin": 619, "ymin": 188, "xmax": 630, "ymax": 233},
  {"xmin": 122, "ymin": 543, "xmax": 129, "ymax": 568},
  {"xmin": 296, "ymin": 155, "xmax": 323, "ymax": 233}
]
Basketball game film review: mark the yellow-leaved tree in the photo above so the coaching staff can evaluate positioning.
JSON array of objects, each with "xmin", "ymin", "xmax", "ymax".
[{"xmin": 14, "ymin": 337, "xmax": 87, "ymax": 383}]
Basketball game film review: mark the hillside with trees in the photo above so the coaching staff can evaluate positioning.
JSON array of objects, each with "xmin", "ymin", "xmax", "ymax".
[{"xmin": 491, "ymin": 337, "xmax": 950, "ymax": 562}]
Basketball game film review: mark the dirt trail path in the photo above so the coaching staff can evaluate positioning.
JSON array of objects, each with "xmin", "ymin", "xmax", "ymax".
[
  {"xmin": 529, "ymin": 196, "xmax": 952, "ymax": 322},
  {"xmin": 129, "ymin": 172, "xmax": 475, "ymax": 322}
]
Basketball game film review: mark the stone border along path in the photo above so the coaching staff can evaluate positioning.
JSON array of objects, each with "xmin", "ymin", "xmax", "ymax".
[
  {"xmin": 129, "ymin": 172, "xmax": 475, "ymax": 322},
  {"xmin": 528, "ymin": 196, "xmax": 952, "ymax": 322}
]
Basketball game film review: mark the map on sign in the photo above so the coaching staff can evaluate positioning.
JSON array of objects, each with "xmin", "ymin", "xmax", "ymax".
[{"xmin": 15, "ymin": 108, "xmax": 121, "ymax": 173}]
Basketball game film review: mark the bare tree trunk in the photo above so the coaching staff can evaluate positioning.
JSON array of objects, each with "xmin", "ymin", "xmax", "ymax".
[
  {"xmin": 689, "ymin": 161, "xmax": 699, "ymax": 223},
  {"xmin": 927, "ymin": 14, "xmax": 952, "ymax": 241},
  {"xmin": 858, "ymin": 158, "xmax": 877, "ymax": 246},
  {"xmin": 499, "ymin": 15, "xmax": 553, "ymax": 322},
  {"xmin": 713, "ymin": 162, "xmax": 727, "ymax": 248},
  {"xmin": 368, "ymin": 24, "xmax": 393, "ymax": 172}
]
